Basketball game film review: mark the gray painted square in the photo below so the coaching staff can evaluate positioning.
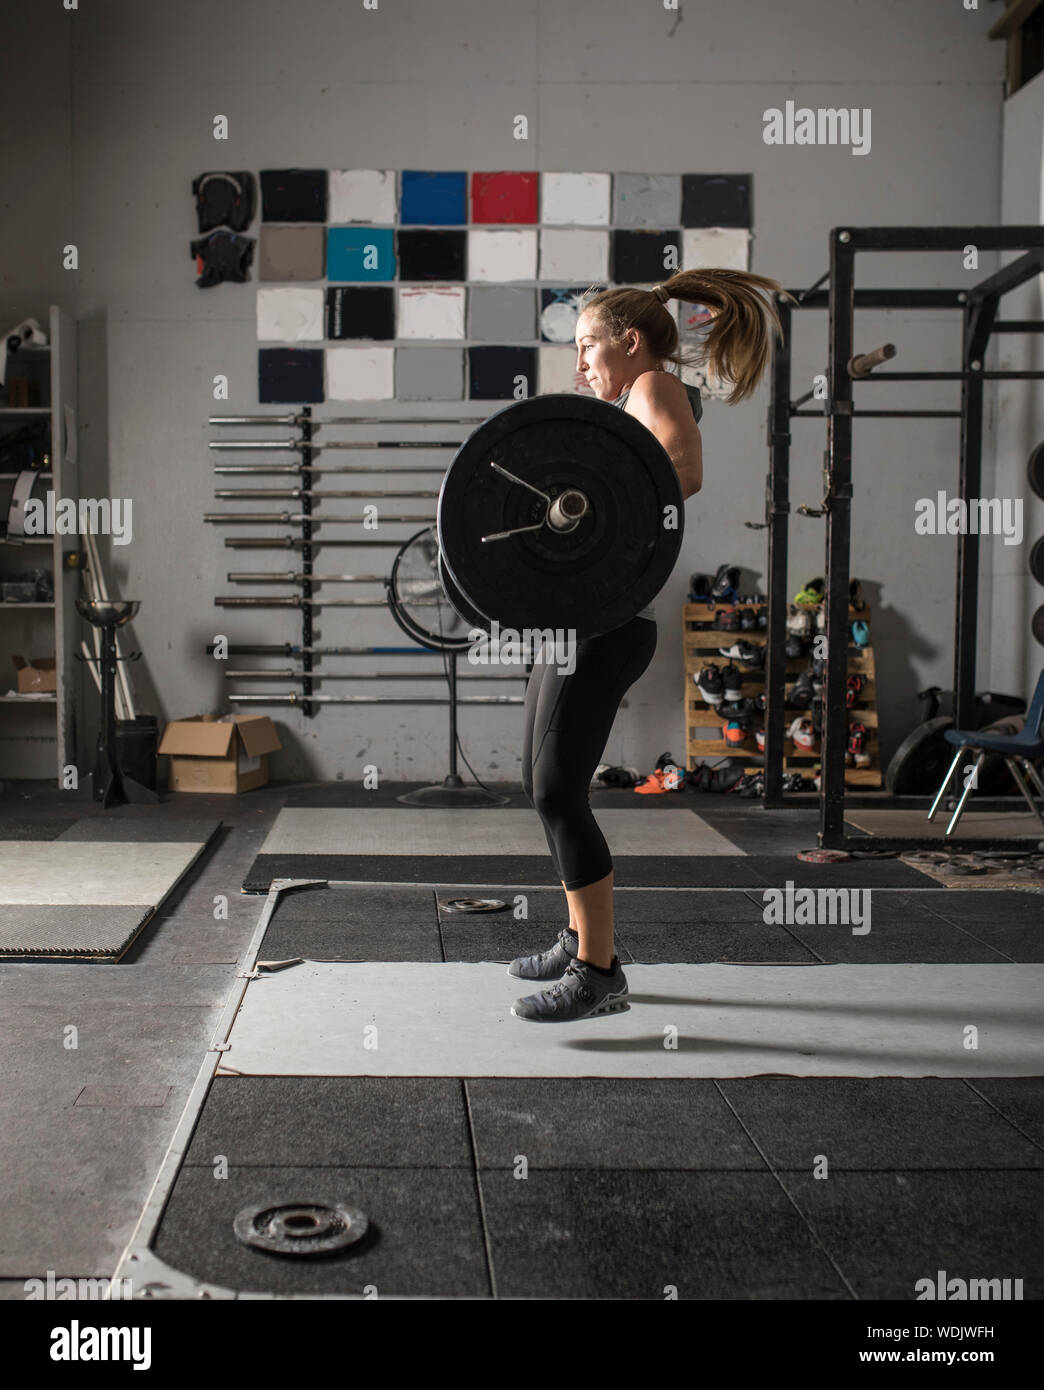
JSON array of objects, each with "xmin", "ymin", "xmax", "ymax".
[
  {"xmin": 394, "ymin": 346, "xmax": 464, "ymax": 400},
  {"xmin": 468, "ymin": 285, "xmax": 536, "ymax": 341},
  {"xmin": 613, "ymin": 173, "xmax": 682, "ymax": 226}
]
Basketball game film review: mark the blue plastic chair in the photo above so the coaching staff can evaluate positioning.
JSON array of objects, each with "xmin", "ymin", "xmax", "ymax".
[{"xmin": 928, "ymin": 668, "xmax": 1044, "ymax": 835}]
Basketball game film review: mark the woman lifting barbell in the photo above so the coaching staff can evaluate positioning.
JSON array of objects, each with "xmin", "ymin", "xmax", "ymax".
[{"xmin": 510, "ymin": 267, "xmax": 790, "ymax": 1022}]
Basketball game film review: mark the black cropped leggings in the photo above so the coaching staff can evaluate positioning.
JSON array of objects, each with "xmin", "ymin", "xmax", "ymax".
[{"xmin": 521, "ymin": 616, "xmax": 657, "ymax": 891}]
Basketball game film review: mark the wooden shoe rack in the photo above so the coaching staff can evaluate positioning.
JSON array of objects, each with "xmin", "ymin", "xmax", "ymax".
[{"xmin": 683, "ymin": 599, "xmax": 882, "ymax": 786}]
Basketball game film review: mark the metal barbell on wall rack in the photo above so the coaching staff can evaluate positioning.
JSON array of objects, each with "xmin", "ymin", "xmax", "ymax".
[
  {"xmin": 227, "ymin": 692, "xmax": 524, "ymax": 706},
  {"xmin": 213, "ymin": 487, "xmax": 440, "ymax": 500},
  {"xmin": 204, "ymin": 511, "xmax": 434, "ymax": 524}
]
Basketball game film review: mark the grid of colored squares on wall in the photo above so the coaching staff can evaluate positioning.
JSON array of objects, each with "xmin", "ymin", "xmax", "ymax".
[{"xmin": 246, "ymin": 170, "xmax": 752, "ymax": 403}]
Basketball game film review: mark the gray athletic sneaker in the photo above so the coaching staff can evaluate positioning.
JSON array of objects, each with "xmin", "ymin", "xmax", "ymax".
[
  {"xmin": 511, "ymin": 958, "xmax": 629, "ymax": 1023},
  {"xmin": 507, "ymin": 926, "xmax": 579, "ymax": 980}
]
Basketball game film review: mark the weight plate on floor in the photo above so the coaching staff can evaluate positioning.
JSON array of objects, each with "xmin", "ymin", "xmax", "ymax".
[
  {"xmin": 438, "ymin": 393, "xmax": 683, "ymax": 640},
  {"xmin": 1033, "ymin": 604, "xmax": 1044, "ymax": 648},
  {"xmin": 234, "ymin": 1201, "xmax": 368, "ymax": 1256},
  {"xmin": 439, "ymin": 897, "xmax": 509, "ymax": 913}
]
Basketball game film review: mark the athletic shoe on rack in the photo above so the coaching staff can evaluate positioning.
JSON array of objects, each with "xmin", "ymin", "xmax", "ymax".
[
  {"xmin": 718, "ymin": 640, "xmax": 765, "ymax": 669},
  {"xmin": 720, "ymin": 696, "xmax": 754, "ymax": 717},
  {"xmin": 711, "ymin": 564, "xmax": 741, "ymax": 603},
  {"xmin": 847, "ymin": 721, "xmax": 871, "ymax": 767},
  {"xmin": 689, "ymin": 573, "xmax": 712, "ymax": 600},
  {"xmin": 785, "ymin": 633, "xmax": 806, "ymax": 660},
  {"xmin": 794, "ymin": 578, "xmax": 825, "ymax": 607},
  {"xmin": 851, "ymin": 619, "xmax": 869, "ymax": 647},
  {"xmin": 696, "ymin": 665, "xmax": 725, "ymax": 706},
  {"xmin": 722, "ymin": 718, "xmax": 751, "ymax": 746},
  {"xmin": 721, "ymin": 663, "xmax": 743, "ymax": 701},
  {"xmin": 785, "ymin": 670, "xmax": 814, "ymax": 708},
  {"xmin": 846, "ymin": 674, "xmax": 865, "ymax": 707},
  {"xmin": 850, "ymin": 578, "xmax": 865, "ymax": 611},
  {"xmin": 712, "ymin": 607, "xmax": 741, "ymax": 631},
  {"xmin": 789, "ymin": 716, "xmax": 817, "ymax": 750}
]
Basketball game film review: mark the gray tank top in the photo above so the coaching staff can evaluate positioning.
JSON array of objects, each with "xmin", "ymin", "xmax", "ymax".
[{"xmin": 611, "ymin": 381, "xmax": 702, "ymax": 622}]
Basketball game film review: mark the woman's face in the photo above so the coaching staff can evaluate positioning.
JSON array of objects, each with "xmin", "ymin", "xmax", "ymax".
[{"xmin": 575, "ymin": 310, "xmax": 633, "ymax": 401}]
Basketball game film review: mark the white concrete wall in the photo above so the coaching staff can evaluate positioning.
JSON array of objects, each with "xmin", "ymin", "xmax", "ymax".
[{"xmin": 4, "ymin": 0, "xmax": 1028, "ymax": 782}]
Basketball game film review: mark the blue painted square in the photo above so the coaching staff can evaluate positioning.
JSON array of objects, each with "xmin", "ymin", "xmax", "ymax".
[
  {"xmin": 327, "ymin": 227, "xmax": 396, "ymax": 281},
  {"xmin": 401, "ymin": 171, "xmax": 468, "ymax": 226}
]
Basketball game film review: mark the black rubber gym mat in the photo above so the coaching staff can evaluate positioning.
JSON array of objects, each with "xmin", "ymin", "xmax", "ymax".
[
  {"xmin": 151, "ymin": 1075, "xmax": 1044, "ymax": 1297},
  {"xmin": 259, "ymin": 883, "xmax": 443, "ymax": 961},
  {"xmin": 252, "ymin": 881, "xmax": 1041, "ymax": 966},
  {"xmin": 0, "ymin": 817, "xmax": 72, "ymax": 840},
  {"xmin": 242, "ymin": 851, "xmax": 933, "ymax": 893}
]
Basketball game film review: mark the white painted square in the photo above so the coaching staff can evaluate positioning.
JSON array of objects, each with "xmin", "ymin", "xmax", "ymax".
[
  {"xmin": 467, "ymin": 229, "xmax": 538, "ymax": 282},
  {"xmin": 328, "ymin": 168, "xmax": 397, "ymax": 224},
  {"xmin": 326, "ymin": 346, "xmax": 396, "ymax": 400},
  {"xmin": 542, "ymin": 172, "xmax": 611, "ymax": 225},
  {"xmin": 539, "ymin": 346, "xmax": 588, "ymax": 395},
  {"xmin": 683, "ymin": 227, "xmax": 751, "ymax": 272},
  {"xmin": 396, "ymin": 286, "xmax": 467, "ymax": 339},
  {"xmin": 256, "ymin": 287, "xmax": 324, "ymax": 342}
]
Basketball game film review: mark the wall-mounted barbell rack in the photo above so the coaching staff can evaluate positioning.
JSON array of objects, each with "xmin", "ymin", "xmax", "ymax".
[{"xmin": 205, "ymin": 406, "xmax": 527, "ymax": 714}]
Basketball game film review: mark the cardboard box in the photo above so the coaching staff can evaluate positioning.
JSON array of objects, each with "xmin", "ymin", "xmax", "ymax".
[
  {"xmin": 12, "ymin": 655, "xmax": 57, "ymax": 694},
  {"xmin": 157, "ymin": 713, "xmax": 282, "ymax": 794}
]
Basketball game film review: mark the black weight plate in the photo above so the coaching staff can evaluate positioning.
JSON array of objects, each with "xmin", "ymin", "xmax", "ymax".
[
  {"xmin": 1031, "ymin": 535, "xmax": 1044, "ymax": 586},
  {"xmin": 437, "ymin": 393, "xmax": 683, "ymax": 640},
  {"xmin": 438, "ymin": 547, "xmax": 491, "ymax": 634},
  {"xmin": 1028, "ymin": 440, "xmax": 1044, "ymax": 502},
  {"xmin": 234, "ymin": 1201, "xmax": 368, "ymax": 1257},
  {"xmin": 884, "ymin": 716, "xmax": 957, "ymax": 796},
  {"xmin": 1033, "ymin": 604, "xmax": 1044, "ymax": 648}
]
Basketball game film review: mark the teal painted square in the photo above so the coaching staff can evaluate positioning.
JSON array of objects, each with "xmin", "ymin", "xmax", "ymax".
[{"xmin": 327, "ymin": 227, "xmax": 396, "ymax": 281}]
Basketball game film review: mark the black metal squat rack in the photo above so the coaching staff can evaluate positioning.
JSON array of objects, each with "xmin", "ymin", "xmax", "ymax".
[{"xmin": 762, "ymin": 225, "xmax": 1044, "ymax": 851}]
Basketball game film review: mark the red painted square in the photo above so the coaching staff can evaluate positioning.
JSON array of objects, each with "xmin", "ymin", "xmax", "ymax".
[{"xmin": 471, "ymin": 172, "xmax": 539, "ymax": 224}]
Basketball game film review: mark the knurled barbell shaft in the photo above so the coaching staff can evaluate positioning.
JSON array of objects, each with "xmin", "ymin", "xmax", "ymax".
[
  {"xmin": 208, "ymin": 439, "xmax": 462, "ymax": 452},
  {"xmin": 213, "ymin": 488, "xmax": 439, "ymax": 500},
  {"xmin": 205, "ymin": 511, "xmax": 434, "ymax": 524}
]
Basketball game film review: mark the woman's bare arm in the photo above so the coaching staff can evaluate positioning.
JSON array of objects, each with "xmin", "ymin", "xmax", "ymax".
[{"xmin": 622, "ymin": 372, "xmax": 703, "ymax": 500}]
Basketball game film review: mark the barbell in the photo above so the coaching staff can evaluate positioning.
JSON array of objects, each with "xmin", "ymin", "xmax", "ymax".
[{"xmin": 436, "ymin": 393, "xmax": 684, "ymax": 641}]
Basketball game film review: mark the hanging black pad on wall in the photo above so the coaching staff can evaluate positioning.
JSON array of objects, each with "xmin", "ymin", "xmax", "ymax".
[{"xmin": 192, "ymin": 171, "xmax": 257, "ymax": 233}]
